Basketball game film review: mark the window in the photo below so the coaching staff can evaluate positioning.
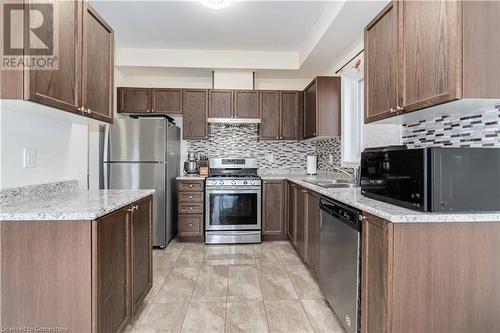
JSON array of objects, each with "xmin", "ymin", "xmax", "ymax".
[{"xmin": 339, "ymin": 53, "xmax": 364, "ymax": 166}]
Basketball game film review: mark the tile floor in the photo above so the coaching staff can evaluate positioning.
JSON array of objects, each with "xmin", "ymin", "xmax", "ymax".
[{"xmin": 126, "ymin": 240, "xmax": 345, "ymax": 333}]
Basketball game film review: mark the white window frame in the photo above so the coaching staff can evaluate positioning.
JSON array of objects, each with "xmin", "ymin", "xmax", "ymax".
[{"xmin": 340, "ymin": 55, "xmax": 364, "ymax": 167}]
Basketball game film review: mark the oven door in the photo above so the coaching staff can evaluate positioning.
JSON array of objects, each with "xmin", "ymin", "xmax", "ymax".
[{"xmin": 205, "ymin": 188, "xmax": 261, "ymax": 231}]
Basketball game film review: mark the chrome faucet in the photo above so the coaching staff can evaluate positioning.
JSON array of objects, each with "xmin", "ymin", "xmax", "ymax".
[{"xmin": 332, "ymin": 166, "xmax": 360, "ymax": 185}]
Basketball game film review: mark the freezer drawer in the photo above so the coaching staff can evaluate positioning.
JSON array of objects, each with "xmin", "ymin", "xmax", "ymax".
[{"xmin": 105, "ymin": 162, "xmax": 167, "ymax": 247}]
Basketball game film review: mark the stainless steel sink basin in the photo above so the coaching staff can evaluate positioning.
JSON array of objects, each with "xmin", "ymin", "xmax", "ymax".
[{"xmin": 304, "ymin": 179, "xmax": 358, "ymax": 189}]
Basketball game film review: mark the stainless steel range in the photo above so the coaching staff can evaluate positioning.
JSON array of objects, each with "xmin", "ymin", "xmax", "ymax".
[{"xmin": 205, "ymin": 158, "xmax": 261, "ymax": 244}]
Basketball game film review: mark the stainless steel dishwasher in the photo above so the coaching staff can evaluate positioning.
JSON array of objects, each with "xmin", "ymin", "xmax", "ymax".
[{"xmin": 319, "ymin": 196, "xmax": 362, "ymax": 333}]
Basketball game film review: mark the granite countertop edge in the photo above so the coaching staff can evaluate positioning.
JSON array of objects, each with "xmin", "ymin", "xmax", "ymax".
[
  {"xmin": 176, "ymin": 175, "xmax": 207, "ymax": 180},
  {"xmin": 262, "ymin": 175, "xmax": 500, "ymax": 223},
  {"xmin": 0, "ymin": 189, "xmax": 155, "ymax": 221}
]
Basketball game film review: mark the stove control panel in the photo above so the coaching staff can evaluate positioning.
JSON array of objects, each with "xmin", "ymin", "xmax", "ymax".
[{"xmin": 207, "ymin": 178, "xmax": 261, "ymax": 187}]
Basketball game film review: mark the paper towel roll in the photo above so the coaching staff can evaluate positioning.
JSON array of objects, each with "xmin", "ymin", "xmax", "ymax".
[{"xmin": 307, "ymin": 155, "xmax": 317, "ymax": 175}]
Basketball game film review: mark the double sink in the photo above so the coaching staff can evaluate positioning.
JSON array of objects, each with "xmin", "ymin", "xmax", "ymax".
[{"xmin": 304, "ymin": 179, "xmax": 358, "ymax": 189}]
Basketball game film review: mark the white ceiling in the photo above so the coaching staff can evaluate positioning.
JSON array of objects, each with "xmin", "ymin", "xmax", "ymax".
[
  {"xmin": 91, "ymin": 1, "xmax": 328, "ymax": 51},
  {"xmin": 91, "ymin": 0, "xmax": 389, "ymax": 78}
]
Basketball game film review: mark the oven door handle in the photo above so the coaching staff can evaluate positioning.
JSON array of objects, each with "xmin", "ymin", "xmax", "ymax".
[{"xmin": 206, "ymin": 189, "xmax": 261, "ymax": 194}]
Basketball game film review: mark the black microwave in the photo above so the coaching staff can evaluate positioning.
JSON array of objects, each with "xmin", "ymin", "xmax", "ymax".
[{"xmin": 360, "ymin": 146, "xmax": 500, "ymax": 212}]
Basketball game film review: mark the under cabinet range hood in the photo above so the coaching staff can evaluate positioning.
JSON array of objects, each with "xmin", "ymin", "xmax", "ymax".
[{"xmin": 207, "ymin": 117, "xmax": 261, "ymax": 124}]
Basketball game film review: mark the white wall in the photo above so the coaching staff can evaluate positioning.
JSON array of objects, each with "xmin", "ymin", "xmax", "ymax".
[{"xmin": 0, "ymin": 105, "xmax": 88, "ymax": 189}]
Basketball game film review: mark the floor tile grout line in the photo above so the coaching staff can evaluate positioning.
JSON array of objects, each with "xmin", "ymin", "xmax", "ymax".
[{"xmin": 179, "ymin": 244, "xmax": 205, "ymax": 333}]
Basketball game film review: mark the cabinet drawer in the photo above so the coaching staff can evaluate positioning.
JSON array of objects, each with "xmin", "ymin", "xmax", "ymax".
[
  {"xmin": 178, "ymin": 215, "xmax": 203, "ymax": 234},
  {"xmin": 178, "ymin": 181, "xmax": 204, "ymax": 192},
  {"xmin": 178, "ymin": 192, "xmax": 204, "ymax": 203},
  {"xmin": 178, "ymin": 203, "xmax": 204, "ymax": 214}
]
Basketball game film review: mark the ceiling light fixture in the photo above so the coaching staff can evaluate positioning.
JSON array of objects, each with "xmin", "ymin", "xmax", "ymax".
[{"xmin": 200, "ymin": 0, "xmax": 232, "ymax": 10}]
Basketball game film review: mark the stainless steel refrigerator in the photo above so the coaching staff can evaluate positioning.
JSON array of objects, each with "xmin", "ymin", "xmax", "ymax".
[{"xmin": 102, "ymin": 116, "xmax": 180, "ymax": 247}]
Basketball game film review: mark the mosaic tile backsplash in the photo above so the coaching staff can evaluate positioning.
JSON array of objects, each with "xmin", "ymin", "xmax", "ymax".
[
  {"xmin": 185, "ymin": 124, "xmax": 341, "ymax": 170},
  {"xmin": 402, "ymin": 107, "xmax": 500, "ymax": 148},
  {"xmin": 316, "ymin": 138, "xmax": 342, "ymax": 171}
]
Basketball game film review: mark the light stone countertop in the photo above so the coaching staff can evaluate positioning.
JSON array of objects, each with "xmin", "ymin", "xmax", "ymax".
[
  {"xmin": 176, "ymin": 175, "xmax": 207, "ymax": 180},
  {"xmin": 262, "ymin": 174, "xmax": 500, "ymax": 223},
  {"xmin": 0, "ymin": 189, "xmax": 155, "ymax": 221}
]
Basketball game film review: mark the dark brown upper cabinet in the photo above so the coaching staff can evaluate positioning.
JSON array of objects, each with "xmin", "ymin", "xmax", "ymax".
[
  {"xmin": 118, "ymin": 88, "xmax": 183, "ymax": 114},
  {"xmin": 262, "ymin": 180, "xmax": 287, "ymax": 240},
  {"xmin": 0, "ymin": 1, "xmax": 114, "ymax": 124},
  {"xmin": 259, "ymin": 91, "xmax": 281, "ymax": 139},
  {"xmin": 281, "ymin": 91, "xmax": 302, "ymax": 140},
  {"xmin": 365, "ymin": 1, "xmax": 398, "ymax": 123},
  {"xmin": 260, "ymin": 91, "xmax": 302, "ymax": 140},
  {"xmin": 303, "ymin": 77, "xmax": 341, "ymax": 140},
  {"xmin": 117, "ymin": 88, "xmax": 152, "ymax": 113},
  {"xmin": 152, "ymin": 89, "xmax": 182, "ymax": 114},
  {"xmin": 365, "ymin": 1, "xmax": 500, "ymax": 123},
  {"xmin": 81, "ymin": 3, "xmax": 114, "ymax": 123},
  {"xmin": 234, "ymin": 90, "xmax": 259, "ymax": 119},
  {"xmin": 182, "ymin": 89, "xmax": 208, "ymax": 140},
  {"xmin": 208, "ymin": 90, "xmax": 233, "ymax": 118}
]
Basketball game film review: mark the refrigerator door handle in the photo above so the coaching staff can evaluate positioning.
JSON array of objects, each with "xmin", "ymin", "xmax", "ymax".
[
  {"xmin": 103, "ymin": 124, "xmax": 110, "ymax": 163},
  {"xmin": 103, "ymin": 163, "xmax": 111, "ymax": 189}
]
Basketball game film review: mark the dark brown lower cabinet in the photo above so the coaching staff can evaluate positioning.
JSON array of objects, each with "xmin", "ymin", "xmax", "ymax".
[
  {"xmin": 262, "ymin": 180, "xmax": 287, "ymax": 240},
  {"xmin": 131, "ymin": 197, "xmax": 153, "ymax": 314},
  {"xmin": 287, "ymin": 182, "xmax": 298, "ymax": 242},
  {"xmin": 0, "ymin": 195, "xmax": 153, "ymax": 333},
  {"xmin": 95, "ymin": 207, "xmax": 130, "ymax": 333},
  {"xmin": 305, "ymin": 191, "xmax": 320, "ymax": 278},
  {"xmin": 361, "ymin": 213, "xmax": 500, "ymax": 333},
  {"xmin": 295, "ymin": 186, "xmax": 307, "ymax": 259},
  {"xmin": 177, "ymin": 180, "xmax": 205, "ymax": 242}
]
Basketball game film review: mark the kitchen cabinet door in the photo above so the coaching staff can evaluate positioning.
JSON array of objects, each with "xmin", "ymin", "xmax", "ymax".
[
  {"xmin": 182, "ymin": 89, "xmax": 208, "ymax": 140},
  {"xmin": 259, "ymin": 91, "xmax": 280, "ymax": 140},
  {"xmin": 262, "ymin": 180, "xmax": 286, "ymax": 240},
  {"xmin": 209, "ymin": 90, "xmax": 233, "ymax": 118},
  {"xmin": 365, "ymin": 1, "xmax": 398, "ymax": 123},
  {"xmin": 303, "ymin": 81, "xmax": 317, "ymax": 139},
  {"xmin": 295, "ymin": 187, "xmax": 307, "ymax": 259},
  {"xmin": 287, "ymin": 182, "xmax": 298, "ymax": 243},
  {"xmin": 27, "ymin": 0, "xmax": 82, "ymax": 114},
  {"xmin": 81, "ymin": 3, "xmax": 114, "ymax": 123},
  {"xmin": 131, "ymin": 197, "xmax": 152, "ymax": 315},
  {"xmin": 117, "ymin": 88, "xmax": 152, "ymax": 114},
  {"xmin": 361, "ymin": 213, "xmax": 393, "ymax": 333},
  {"xmin": 398, "ymin": 0, "xmax": 461, "ymax": 113},
  {"xmin": 306, "ymin": 191, "xmax": 320, "ymax": 278},
  {"xmin": 152, "ymin": 89, "xmax": 182, "ymax": 114},
  {"xmin": 281, "ymin": 91, "xmax": 301, "ymax": 140},
  {"xmin": 234, "ymin": 90, "xmax": 259, "ymax": 118},
  {"xmin": 95, "ymin": 206, "xmax": 130, "ymax": 333}
]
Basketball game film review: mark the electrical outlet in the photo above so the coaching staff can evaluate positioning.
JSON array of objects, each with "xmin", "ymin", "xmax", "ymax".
[
  {"xmin": 23, "ymin": 148, "xmax": 36, "ymax": 168},
  {"xmin": 329, "ymin": 154, "xmax": 334, "ymax": 164},
  {"xmin": 266, "ymin": 154, "xmax": 274, "ymax": 162}
]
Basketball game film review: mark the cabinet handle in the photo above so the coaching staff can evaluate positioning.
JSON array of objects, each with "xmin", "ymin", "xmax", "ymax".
[
  {"xmin": 134, "ymin": 205, "xmax": 139, "ymax": 210},
  {"xmin": 78, "ymin": 106, "xmax": 85, "ymax": 113},
  {"xmin": 189, "ymin": 195, "xmax": 193, "ymax": 199},
  {"xmin": 151, "ymin": 109, "xmax": 155, "ymax": 113},
  {"xmin": 390, "ymin": 108, "xmax": 395, "ymax": 113},
  {"xmin": 127, "ymin": 208, "xmax": 134, "ymax": 212},
  {"xmin": 291, "ymin": 184, "xmax": 296, "ymax": 187},
  {"xmin": 189, "ymin": 207, "xmax": 193, "ymax": 210},
  {"xmin": 189, "ymin": 223, "xmax": 193, "ymax": 227},
  {"xmin": 276, "ymin": 136, "xmax": 279, "ymax": 139},
  {"xmin": 87, "ymin": 108, "xmax": 92, "ymax": 114},
  {"xmin": 396, "ymin": 106, "xmax": 404, "ymax": 112},
  {"xmin": 301, "ymin": 189, "xmax": 308, "ymax": 193},
  {"xmin": 189, "ymin": 184, "xmax": 193, "ymax": 188}
]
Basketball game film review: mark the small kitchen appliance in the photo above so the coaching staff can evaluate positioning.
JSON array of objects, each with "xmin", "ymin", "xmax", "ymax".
[
  {"xmin": 205, "ymin": 158, "xmax": 261, "ymax": 244},
  {"xmin": 360, "ymin": 146, "xmax": 500, "ymax": 212},
  {"xmin": 184, "ymin": 152, "xmax": 199, "ymax": 175},
  {"xmin": 307, "ymin": 155, "xmax": 317, "ymax": 175}
]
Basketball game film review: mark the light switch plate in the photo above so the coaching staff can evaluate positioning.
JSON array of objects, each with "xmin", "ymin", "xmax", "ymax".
[{"xmin": 23, "ymin": 148, "xmax": 36, "ymax": 168}]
